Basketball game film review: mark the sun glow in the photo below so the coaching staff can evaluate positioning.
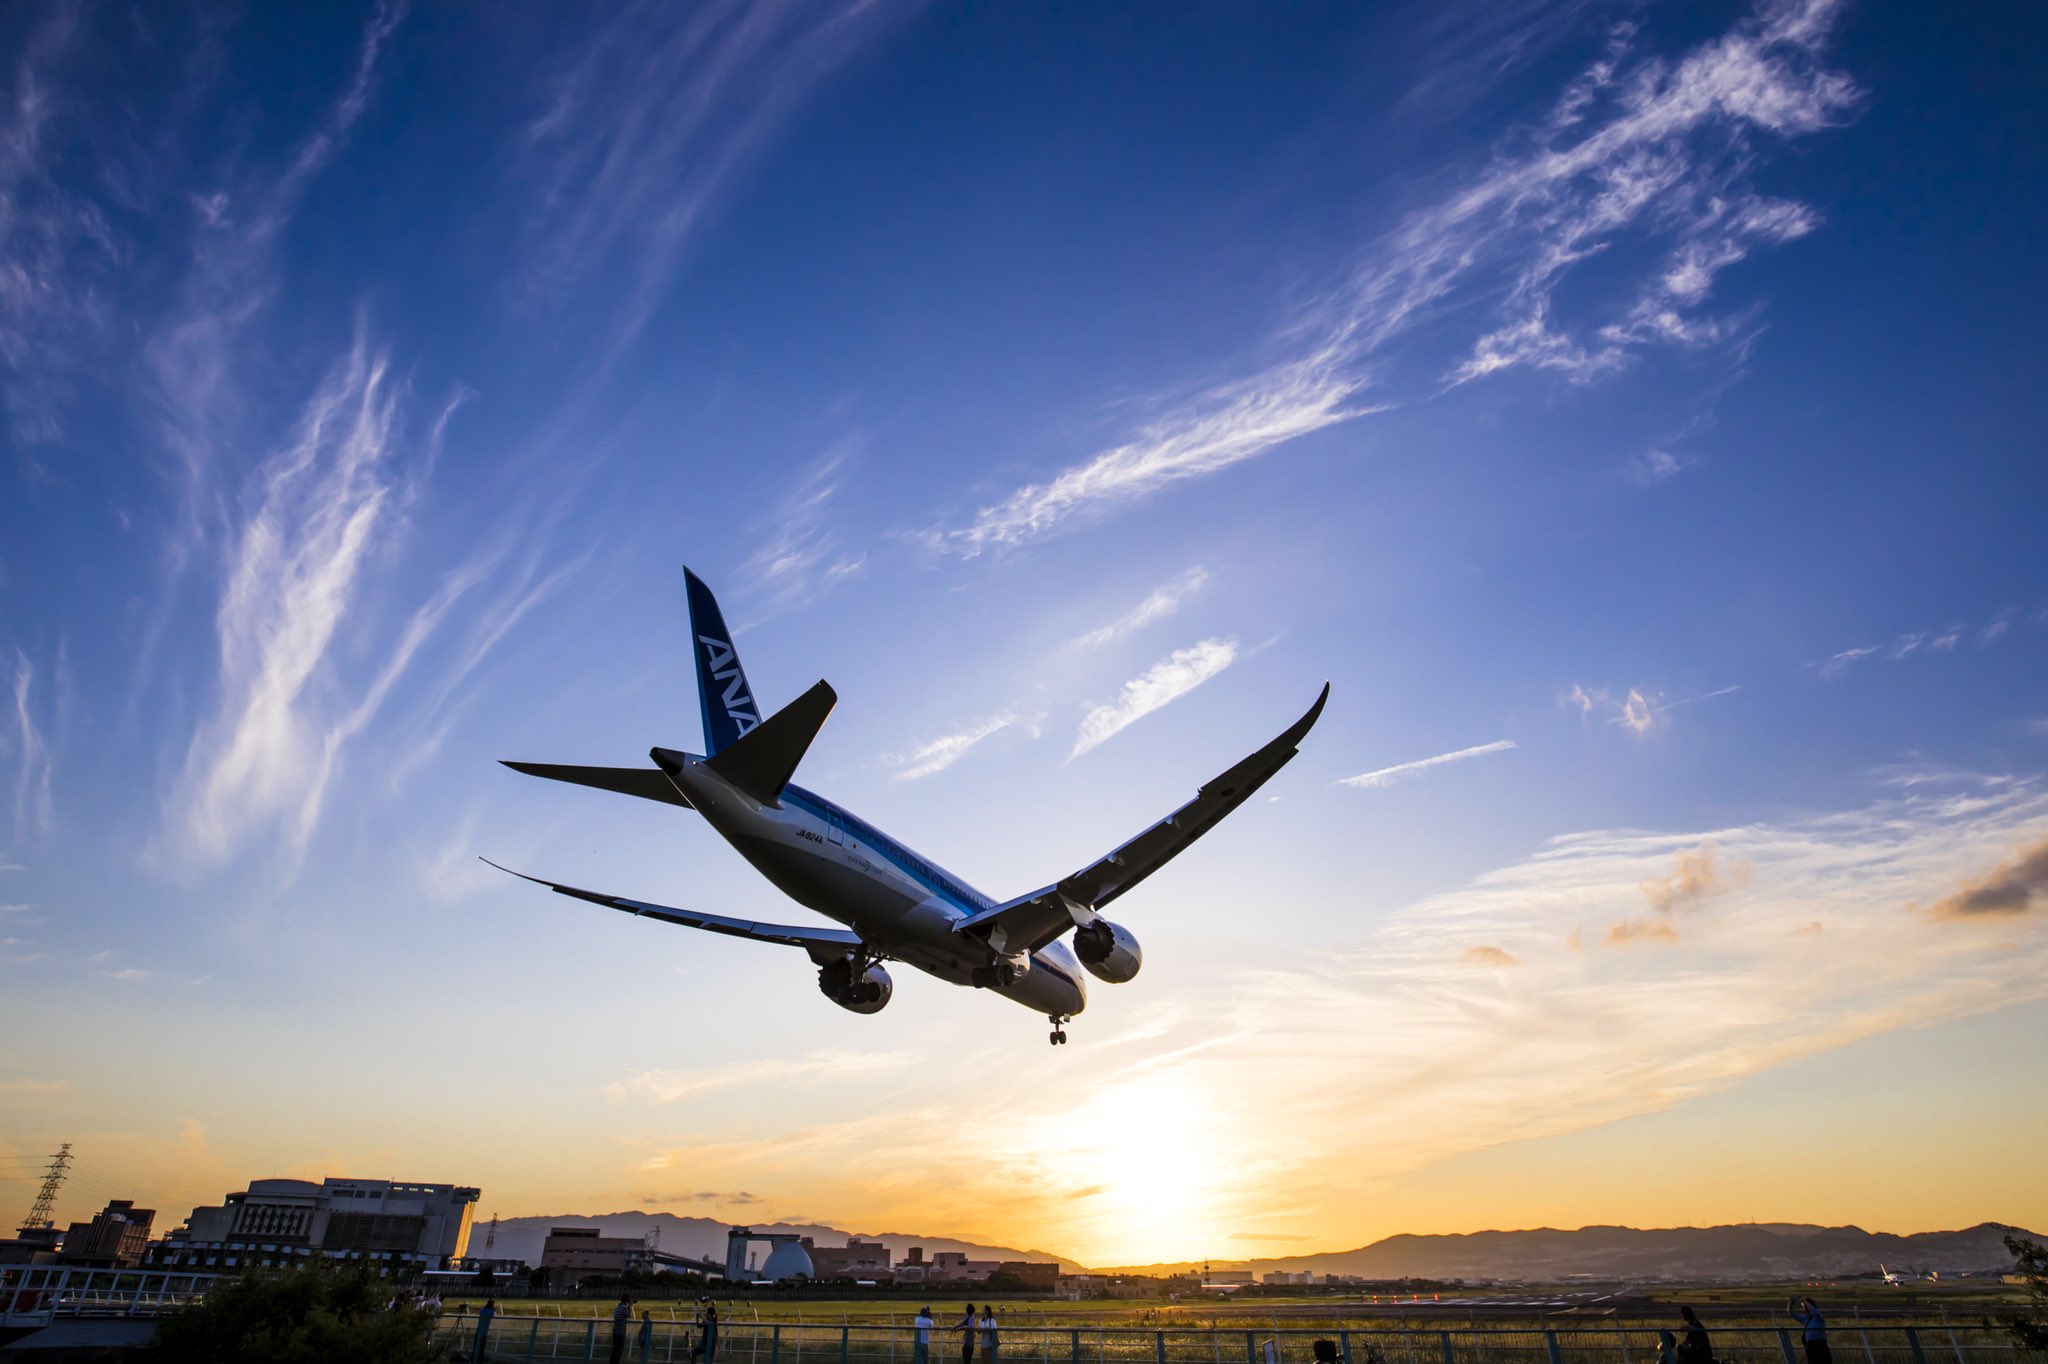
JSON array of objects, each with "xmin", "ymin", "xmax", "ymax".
[{"xmin": 1045, "ymin": 1071, "xmax": 1241, "ymax": 1266}]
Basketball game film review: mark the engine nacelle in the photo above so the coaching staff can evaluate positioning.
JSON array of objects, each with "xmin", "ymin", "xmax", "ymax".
[
  {"xmin": 817, "ymin": 958, "xmax": 893, "ymax": 1014},
  {"xmin": 1073, "ymin": 920, "xmax": 1142, "ymax": 984}
]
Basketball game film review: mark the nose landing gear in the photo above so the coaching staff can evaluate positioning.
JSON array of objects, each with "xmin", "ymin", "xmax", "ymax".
[{"xmin": 1048, "ymin": 1015, "xmax": 1069, "ymax": 1046}]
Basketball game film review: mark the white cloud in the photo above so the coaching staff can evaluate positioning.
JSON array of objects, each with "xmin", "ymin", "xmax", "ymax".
[
  {"xmin": 740, "ymin": 442, "xmax": 867, "ymax": 609},
  {"xmin": 1342, "ymin": 739, "xmax": 1516, "ymax": 790},
  {"xmin": 1568, "ymin": 682, "xmax": 1689, "ymax": 735},
  {"xmin": 1816, "ymin": 644, "xmax": 1878, "ymax": 679},
  {"xmin": 517, "ymin": 0, "xmax": 908, "ymax": 360},
  {"xmin": 889, "ymin": 713, "xmax": 1019, "ymax": 783},
  {"xmin": 1071, "ymin": 568, "xmax": 1211, "ymax": 650},
  {"xmin": 1619, "ymin": 686, "xmax": 1659, "ymax": 734},
  {"xmin": 1981, "ymin": 608, "xmax": 2016, "ymax": 645},
  {"xmin": 1072, "ymin": 638, "xmax": 1238, "ymax": 759},
  {"xmin": 167, "ymin": 331, "xmax": 489, "ymax": 866},
  {"xmin": 607, "ymin": 1050, "xmax": 913, "ymax": 1106},
  {"xmin": 1138, "ymin": 776, "xmax": 2048, "ymax": 1193},
  {"xmin": 8, "ymin": 651, "xmax": 54, "ymax": 843},
  {"xmin": 1628, "ymin": 448, "xmax": 1685, "ymax": 485},
  {"xmin": 930, "ymin": 0, "xmax": 1857, "ymax": 553},
  {"xmin": 942, "ymin": 348, "xmax": 1368, "ymax": 555}
]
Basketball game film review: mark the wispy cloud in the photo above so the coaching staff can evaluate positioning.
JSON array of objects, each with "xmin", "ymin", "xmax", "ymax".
[
  {"xmin": 516, "ymin": 0, "xmax": 909, "ymax": 360},
  {"xmin": 1071, "ymin": 638, "xmax": 1237, "ymax": 759},
  {"xmin": 607, "ymin": 1051, "xmax": 914, "ymax": 1106},
  {"xmin": 1341, "ymin": 739, "xmax": 1515, "ymax": 790},
  {"xmin": 168, "ymin": 329, "xmax": 463, "ymax": 865},
  {"xmin": 0, "ymin": 1078, "xmax": 67, "ymax": 1096},
  {"xmin": 8, "ymin": 651, "xmax": 54, "ymax": 843},
  {"xmin": 0, "ymin": 3, "xmax": 120, "ymax": 451},
  {"xmin": 1812, "ymin": 609, "xmax": 2026, "ymax": 679},
  {"xmin": 1626, "ymin": 448, "xmax": 1685, "ymax": 486},
  {"xmin": 739, "ymin": 442, "xmax": 867, "ymax": 609},
  {"xmin": 929, "ymin": 0, "xmax": 1856, "ymax": 553},
  {"xmin": 1567, "ymin": 683, "xmax": 1661, "ymax": 734},
  {"xmin": 940, "ymin": 348, "xmax": 1371, "ymax": 554},
  {"xmin": 1816, "ymin": 644, "xmax": 1879, "ymax": 678},
  {"xmin": 889, "ymin": 713, "xmax": 1018, "ymax": 783},
  {"xmin": 1071, "ymin": 569, "xmax": 1210, "ymax": 650}
]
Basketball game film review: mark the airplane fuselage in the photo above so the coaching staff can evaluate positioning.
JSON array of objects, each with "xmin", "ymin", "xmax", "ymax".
[{"xmin": 657, "ymin": 747, "xmax": 1088, "ymax": 1019}]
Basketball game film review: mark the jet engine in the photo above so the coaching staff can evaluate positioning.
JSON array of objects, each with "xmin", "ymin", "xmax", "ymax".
[
  {"xmin": 1073, "ymin": 920, "xmax": 1142, "ymax": 984},
  {"xmin": 818, "ymin": 957, "xmax": 892, "ymax": 1014}
]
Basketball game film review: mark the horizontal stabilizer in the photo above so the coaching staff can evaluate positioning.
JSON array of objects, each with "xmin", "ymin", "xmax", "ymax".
[
  {"xmin": 500, "ymin": 761, "xmax": 693, "ymax": 809},
  {"xmin": 703, "ymin": 679, "xmax": 837, "ymax": 805}
]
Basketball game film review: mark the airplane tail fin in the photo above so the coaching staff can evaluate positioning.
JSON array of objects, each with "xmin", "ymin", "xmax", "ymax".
[
  {"xmin": 704, "ymin": 679, "xmax": 837, "ymax": 804},
  {"xmin": 685, "ymin": 568, "xmax": 761, "ymax": 756}
]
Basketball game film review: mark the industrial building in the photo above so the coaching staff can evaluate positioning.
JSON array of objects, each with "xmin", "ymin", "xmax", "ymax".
[
  {"xmin": 152, "ymin": 1176, "xmax": 479, "ymax": 1273},
  {"xmin": 57, "ymin": 1200, "xmax": 154, "ymax": 1268},
  {"xmin": 539, "ymin": 1227, "xmax": 654, "ymax": 1288}
]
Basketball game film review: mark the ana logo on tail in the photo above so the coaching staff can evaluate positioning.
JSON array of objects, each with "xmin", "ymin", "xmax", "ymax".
[{"xmin": 698, "ymin": 634, "xmax": 759, "ymax": 735}]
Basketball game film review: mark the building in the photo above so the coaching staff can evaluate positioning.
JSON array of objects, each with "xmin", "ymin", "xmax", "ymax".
[
  {"xmin": 804, "ymin": 1237, "xmax": 892, "ymax": 1281},
  {"xmin": 540, "ymin": 1227, "xmax": 652, "ymax": 1288},
  {"xmin": 58, "ymin": 1200, "xmax": 154, "ymax": 1268},
  {"xmin": 154, "ymin": 1177, "xmax": 479, "ymax": 1273}
]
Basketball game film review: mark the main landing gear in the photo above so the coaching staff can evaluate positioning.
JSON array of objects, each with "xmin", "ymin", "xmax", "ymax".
[{"xmin": 1048, "ymin": 1015, "xmax": 1070, "ymax": 1046}]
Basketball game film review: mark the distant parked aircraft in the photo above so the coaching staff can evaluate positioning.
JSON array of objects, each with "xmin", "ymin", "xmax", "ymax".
[{"xmin": 491, "ymin": 568, "xmax": 1326, "ymax": 1045}]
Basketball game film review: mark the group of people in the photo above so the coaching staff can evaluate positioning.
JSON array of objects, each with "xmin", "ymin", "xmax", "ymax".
[
  {"xmin": 911, "ymin": 1303, "xmax": 1001, "ymax": 1364},
  {"xmin": 1656, "ymin": 1298, "xmax": 1831, "ymax": 1364},
  {"xmin": 606, "ymin": 1294, "xmax": 720, "ymax": 1364}
]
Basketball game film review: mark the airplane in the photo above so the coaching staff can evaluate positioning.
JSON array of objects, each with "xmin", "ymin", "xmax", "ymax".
[{"xmin": 488, "ymin": 568, "xmax": 1327, "ymax": 1045}]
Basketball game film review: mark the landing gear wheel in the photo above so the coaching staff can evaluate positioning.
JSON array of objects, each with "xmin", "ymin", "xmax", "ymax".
[{"xmin": 1048, "ymin": 1015, "xmax": 1069, "ymax": 1046}]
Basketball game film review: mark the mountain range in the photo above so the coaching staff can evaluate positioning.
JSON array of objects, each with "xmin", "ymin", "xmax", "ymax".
[
  {"xmin": 1098, "ymin": 1223, "xmax": 2032, "ymax": 1282},
  {"xmin": 477, "ymin": 1216, "xmax": 2030, "ymax": 1283}
]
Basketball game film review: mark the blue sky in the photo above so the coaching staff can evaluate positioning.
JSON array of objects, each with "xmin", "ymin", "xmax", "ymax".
[{"xmin": 3, "ymin": 0, "xmax": 2046, "ymax": 1266}]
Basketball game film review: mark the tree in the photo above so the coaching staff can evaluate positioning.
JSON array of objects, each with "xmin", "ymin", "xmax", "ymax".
[
  {"xmin": 144, "ymin": 1262, "xmax": 446, "ymax": 1364},
  {"xmin": 2004, "ymin": 1232, "xmax": 2048, "ymax": 1355}
]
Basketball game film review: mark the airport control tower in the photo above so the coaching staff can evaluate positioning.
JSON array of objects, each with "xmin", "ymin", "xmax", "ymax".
[{"xmin": 724, "ymin": 1226, "xmax": 813, "ymax": 1282}]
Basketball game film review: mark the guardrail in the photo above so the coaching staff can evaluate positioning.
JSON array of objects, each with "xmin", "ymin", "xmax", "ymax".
[
  {"xmin": 429, "ymin": 1319, "xmax": 2028, "ymax": 1364},
  {"xmin": 0, "ymin": 1265, "xmax": 217, "ymax": 1328}
]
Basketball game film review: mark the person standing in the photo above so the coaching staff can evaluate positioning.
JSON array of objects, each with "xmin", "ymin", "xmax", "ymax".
[
  {"xmin": 1655, "ymin": 1330, "xmax": 1679, "ymax": 1364},
  {"xmin": 638, "ymin": 1308, "xmax": 656, "ymax": 1364},
  {"xmin": 980, "ymin": 1304, "xmax": 1000, "ymax": 1364},
  {"xmin": 692, "ymin": 1298, "xmax": 721, "ymax": 1364},
  {"xmin": 913, "ymin": 1306, "xmax": 934, "ymax": 1364},
  {"xmin": 1678, "ymin": 1307, "xmax": 1713, "ymax": 1364},
  {"xmin": 472, "ymin": 1298, "xmax": 496, "ymax": 1363},
  {"xmin": 1790, "ymin": 1297, "xmax": 1832, "ymax": 1364},
  {"xmin": 611, "ymin": 1294, "xmax": 634, "ymax": 1364},
  {"xmin": 955, "ymin": 1304, "xmax": 978, "ymax": 1364}
]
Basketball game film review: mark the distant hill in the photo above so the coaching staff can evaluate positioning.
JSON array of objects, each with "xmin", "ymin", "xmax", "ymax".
[
  {"xmin": 1100, "ymin": 1223, "xmax": 2031, "ymax": 1282},
  {"xmin": 476, "ymin": 1212, "xmax": 1087, "ymax": 1273}
]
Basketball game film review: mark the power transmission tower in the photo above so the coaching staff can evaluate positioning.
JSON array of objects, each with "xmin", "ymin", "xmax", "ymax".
[
  {"xmin": 20, "ymin": 1143, "xmax": 72, "ymax": 1231},
  {"xmin": 485, "ymin": 1214, "xmax": 498, "ymax": 1253}
]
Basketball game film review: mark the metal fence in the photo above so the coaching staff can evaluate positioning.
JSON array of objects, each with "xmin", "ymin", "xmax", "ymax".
[{"xmin": 429, "ymin": 1319, "xmax": 2029, "ymax": 1364}]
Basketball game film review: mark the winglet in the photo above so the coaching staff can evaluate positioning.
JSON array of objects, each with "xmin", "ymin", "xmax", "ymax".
[{"xmin": 703, "ymin": 678, "xmax": 837, "ymax": 805}]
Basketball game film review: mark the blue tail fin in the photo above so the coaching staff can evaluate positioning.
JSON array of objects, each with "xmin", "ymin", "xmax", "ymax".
[{"xmin": 684, "ymin": 568, "xmax": 761, "ymax": 756}]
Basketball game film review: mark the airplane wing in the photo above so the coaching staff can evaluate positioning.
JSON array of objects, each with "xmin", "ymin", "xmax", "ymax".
[
  {"xmin": 481, "ymin": 859, "xmax": 862, "ymax": 964},
  {"xmin": 954, "ymin": 683, "xmax": 1329, "ymax": 955}
]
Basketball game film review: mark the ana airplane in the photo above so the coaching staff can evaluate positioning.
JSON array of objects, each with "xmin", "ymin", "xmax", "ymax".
[{"xmin": 489, "ymin": 568, "xmax": 1326, "ymax": 1045}]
